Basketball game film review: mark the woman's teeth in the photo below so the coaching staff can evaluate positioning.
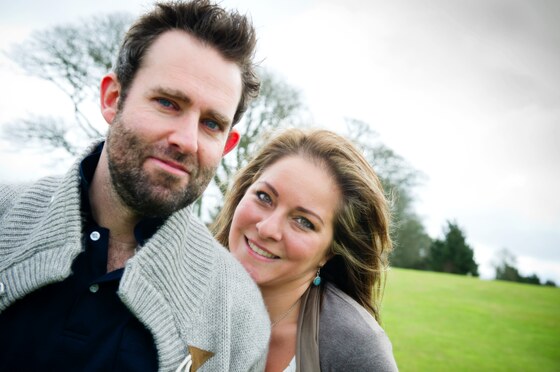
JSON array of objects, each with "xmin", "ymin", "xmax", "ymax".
[{"xmin": 248, "ymin": 240, "xmax": 278, "ymax": 259}]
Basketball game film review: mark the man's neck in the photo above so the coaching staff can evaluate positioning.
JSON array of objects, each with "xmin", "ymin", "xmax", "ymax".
[
  {"xmin": 106, "ymin": 239, "xmax": 137, "ymax": 272},
  {"xmin": 90, "ymin": 149, "xmax": 139, "ymax": 272}
]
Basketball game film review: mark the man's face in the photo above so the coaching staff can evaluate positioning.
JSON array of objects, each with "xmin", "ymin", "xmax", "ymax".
[{"xmin": 105, "ymin": 30, "xmax": 242, "ymax": 217}]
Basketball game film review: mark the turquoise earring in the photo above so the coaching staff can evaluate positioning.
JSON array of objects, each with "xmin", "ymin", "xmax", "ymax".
[{"xmin": 313, "ymin": 268, "xmax": 322, "ymax": 286}]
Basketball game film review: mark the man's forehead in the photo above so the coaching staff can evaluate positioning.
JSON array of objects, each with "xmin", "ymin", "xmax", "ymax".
[{"xmin": 134, "ymin": 31, "xmax": 242, "ymax": 120}]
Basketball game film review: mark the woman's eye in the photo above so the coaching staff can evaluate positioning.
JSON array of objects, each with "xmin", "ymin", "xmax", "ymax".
[
  {"xmin": 295, "ymin": 216, "xmax": 315, "ymax": 231},
  {"xmin": 256, "ymin": 191, "xmax": 272, "ymax": 205}
]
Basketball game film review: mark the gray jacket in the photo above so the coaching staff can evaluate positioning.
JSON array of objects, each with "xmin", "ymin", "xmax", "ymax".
[
  {"xmin": 296, "ymin": 282, "xmax": 398, "ymax": 371},
  {"xmin": 0, "ymin": 148, "xmax": 270, "ymax": 371},
  {"xmin": 319, "ymin": 283, "xmax": 398, "ymax": 371}
]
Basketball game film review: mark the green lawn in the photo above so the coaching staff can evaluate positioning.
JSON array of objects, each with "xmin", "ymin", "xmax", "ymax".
[{"xmin": 381, "ymin": 268, "xmax": 560, "ymax": 371}]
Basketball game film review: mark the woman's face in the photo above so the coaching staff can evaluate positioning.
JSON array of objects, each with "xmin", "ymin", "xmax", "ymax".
[{"xmin": 228, "ymin": 155, "xmax": 341, "ymax": 291}]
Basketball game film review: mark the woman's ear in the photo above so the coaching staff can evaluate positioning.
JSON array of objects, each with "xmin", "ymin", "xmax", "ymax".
[
  {"xmin": 100, "ymin": 73, "xmax": 121, "ymax": 125},
  {"xmin": 319, "ymin": 250, "xmax": 335, "ymax": 268},
  {"xmin": 223, "ymin": 128, "xmax": 240, "ymax": 155}
]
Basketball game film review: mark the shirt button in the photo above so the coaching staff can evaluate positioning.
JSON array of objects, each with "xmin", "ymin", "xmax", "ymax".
[
  {"xmin": 90, "ymin": 231, "xmax": 101, "ymax": 241},
  {"xmin": 89, "ymin": 284, "xmax": 99, "ymax": 293}
]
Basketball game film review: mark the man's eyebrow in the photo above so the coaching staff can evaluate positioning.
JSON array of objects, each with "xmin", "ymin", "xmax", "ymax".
[
  {"xmin": 149, "ymin": 86, "xmax": 233, "ymax": 126},
  {"xmin": 206, "ymin": 109, "xmax": 232, "ymax": 128},
  {"xmin": 150, "ymin": 87, "xmax": 191, "ymax": 104},
  {"xmin": 259, "ymin": 181, "xmax": 325, "ymax": 225}
]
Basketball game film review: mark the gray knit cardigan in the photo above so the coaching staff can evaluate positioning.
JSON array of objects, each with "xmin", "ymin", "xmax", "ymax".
[{"xmin": 0, "ymin": 145, "xmax": 271, "ymax": 371}]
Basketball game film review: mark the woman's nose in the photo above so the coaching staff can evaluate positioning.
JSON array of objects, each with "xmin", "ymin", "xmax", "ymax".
[{"xmin": 256, "ymin": 213, "xmax": 282, "ymax": 241}]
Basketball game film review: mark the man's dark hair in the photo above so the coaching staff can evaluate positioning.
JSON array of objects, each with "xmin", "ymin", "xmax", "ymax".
[{"xmin": 114, "ymin": 0, "xmax": 259, "ymax": 125}]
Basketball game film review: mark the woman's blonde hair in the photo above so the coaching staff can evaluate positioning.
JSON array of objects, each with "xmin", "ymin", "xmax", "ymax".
[{"xmin": 212, "ymin": 128, "xmax": 392, "ymax": 321}]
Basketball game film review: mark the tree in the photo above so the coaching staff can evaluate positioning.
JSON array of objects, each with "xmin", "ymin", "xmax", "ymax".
[
  {"xmin": 390, "ymin": 210, "xmax": 432, "ymax": 269},
  {"xmin": 521, "ymin": 274, "xmax": 541, "ymax": 285},
  {"xmin": 343, "ymin": 118, "xmax": 432, "ymax": 269},
  {"xmin": 493, "ymin": 248, "xmax": 545, "ymax": 286},
  {"xmin": 3, "ymin": 13, "xmax": 133, "ymax": 156},
  {"xmin": 493, "ymin": 248, "xmax": 522, "ymax": 282},
  {"xmin": 428, "ymin": 220, "xmax": 478, "ymax": 276}
]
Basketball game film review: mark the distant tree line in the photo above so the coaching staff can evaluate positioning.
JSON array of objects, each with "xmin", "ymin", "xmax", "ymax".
[
  {"xmin": 493, "ymin": 249, "xmax": 556, "ymax": 287},
  {"xmin": 389, "ymin": 219, "xmax": 479, "ymax": 277}
]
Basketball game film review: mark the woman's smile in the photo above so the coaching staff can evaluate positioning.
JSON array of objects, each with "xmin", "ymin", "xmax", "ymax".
[{"xmin": 246, "ymin": 238, "xmax": 279, "ymax": 260}]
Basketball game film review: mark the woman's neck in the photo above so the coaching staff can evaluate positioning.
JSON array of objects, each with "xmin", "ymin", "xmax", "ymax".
[
  {"xmin": 262, "ymin": 286, "xmax": 306, "ymax": 372},
  {"xmin": 260, "ymin": 282, "xmax": 309, "ymax": 328}
]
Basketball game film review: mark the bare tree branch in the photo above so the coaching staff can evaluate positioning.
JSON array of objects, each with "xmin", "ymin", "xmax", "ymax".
[
  {"xmin": 4, "ymin": 12, "xmax": 132, "ymax": 147},
  {"xmin": 2, "ymin": 116, "xmax": 81, "ymax": 156}
]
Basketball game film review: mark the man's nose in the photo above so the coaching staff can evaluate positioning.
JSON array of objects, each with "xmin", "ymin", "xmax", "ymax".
[{"xmin": 167, "ymin": 113, "xmax": 199, "ymax": 153}]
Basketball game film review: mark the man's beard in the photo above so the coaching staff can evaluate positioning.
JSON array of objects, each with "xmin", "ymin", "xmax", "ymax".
[{"xmin": 105, "ymin": 115, "xmax": 216, "ymax": 218}]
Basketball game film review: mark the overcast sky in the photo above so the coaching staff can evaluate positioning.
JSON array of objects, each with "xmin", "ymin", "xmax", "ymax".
[{"xmin": 1, "ymin": 0, "xmax": 559, "ymax": 283}]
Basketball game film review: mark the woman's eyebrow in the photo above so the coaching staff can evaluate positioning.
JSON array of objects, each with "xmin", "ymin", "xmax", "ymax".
[
  {"xmin": 258, "ymin": 181, "xmax": 324, "ymax": 225},
  {"xmin": 258, "ymin": 181, "xmax": 279, "ymax": 197},
  {"xmin": 296, "ymin": 206, "xmax": 324, "ymax": 225}
]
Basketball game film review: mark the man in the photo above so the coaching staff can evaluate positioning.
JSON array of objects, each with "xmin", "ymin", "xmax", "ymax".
[{"xmin": 0, "ymin": 1, "xmax": 270, "ymax": 371}]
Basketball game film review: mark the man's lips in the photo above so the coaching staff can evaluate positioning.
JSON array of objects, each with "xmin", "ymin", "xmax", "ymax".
[
  {"xmin": 149, "ymin": 156, "xmax": 190, "ymax": 176},
  {"xmin": 246, "ymin": 238, "xmax": 279, "ymax": 259}
]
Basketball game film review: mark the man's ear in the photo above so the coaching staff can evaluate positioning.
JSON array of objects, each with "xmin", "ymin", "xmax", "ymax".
[
  {"xmin": 100, "ymin": 73, "xmax": 121, "ymax": 125},
  {"xmin": 223, "ymin": 128, "xmax": 240, "ymax": 155}
]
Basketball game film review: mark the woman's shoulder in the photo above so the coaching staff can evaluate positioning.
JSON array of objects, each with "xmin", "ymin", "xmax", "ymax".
[
  {"xmin": 321, "ymin": 282, "xmax": 383, "ymax": 330},
  {"xmin": 319, "ymin": 282, "xmax": 398, "ymax": 371}
]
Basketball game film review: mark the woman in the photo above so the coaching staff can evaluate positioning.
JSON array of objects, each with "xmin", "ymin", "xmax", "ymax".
[{"xmin": 212, "ymin": 128, "xmax": 398, "ymax": 371}]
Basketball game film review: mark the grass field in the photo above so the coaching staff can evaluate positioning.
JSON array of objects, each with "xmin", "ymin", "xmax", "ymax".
[{"xmin": 381, "ymin": 268, "xmax": 560, "ymax": 371}]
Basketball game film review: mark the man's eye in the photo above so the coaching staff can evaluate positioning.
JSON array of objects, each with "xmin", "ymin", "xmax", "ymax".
[
  {"xmin": 203, "ymin": 119, "xmax": 221, "ymax": 132},
  {"xmin": 256, "ymin": 191, "xmax": 272, "ymax": 205},
  {"xmin": 295, "ymin": 217, "xmax": 315, "ymax": 231},
  {"xmin": 156, "ymin": 98, "xmax": 176, "ymax": 109}
]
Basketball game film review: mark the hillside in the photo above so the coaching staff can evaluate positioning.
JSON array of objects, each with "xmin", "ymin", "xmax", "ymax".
[{"xmin": 382, "ymin": 268, "xmax": 560, "ymax": 371}]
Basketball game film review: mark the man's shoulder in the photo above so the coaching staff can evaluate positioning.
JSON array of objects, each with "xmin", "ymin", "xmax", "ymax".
[
  {"xmin": 170, "ymin": 216, "xmax": 270, "ymax": 365},
  {"xmin": 0, "ymin": 183, "xmax": 23, "ymax": 221},
  {"xmin": 207, "ymin": 236, "xmax": 259, "ymax": 293},
  {"xmin": 0, "ymin": 176, "xmax": 64, "ymax": 216},
  {"xmin": 178, "ymin": 212, "xmax": 244, "ymax": 265},
  {"xmin": 165, "ymin": 210, "xmax": 258, "ymax": 295},
  {"xmin": 0, "ymin": 183, "xmax": 24, "ymax": 205}
]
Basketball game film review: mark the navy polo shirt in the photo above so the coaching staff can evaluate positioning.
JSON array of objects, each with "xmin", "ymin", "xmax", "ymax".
[{"xmin": 0, "ymin": 144, "xmax": 161, "ymax": 371}]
